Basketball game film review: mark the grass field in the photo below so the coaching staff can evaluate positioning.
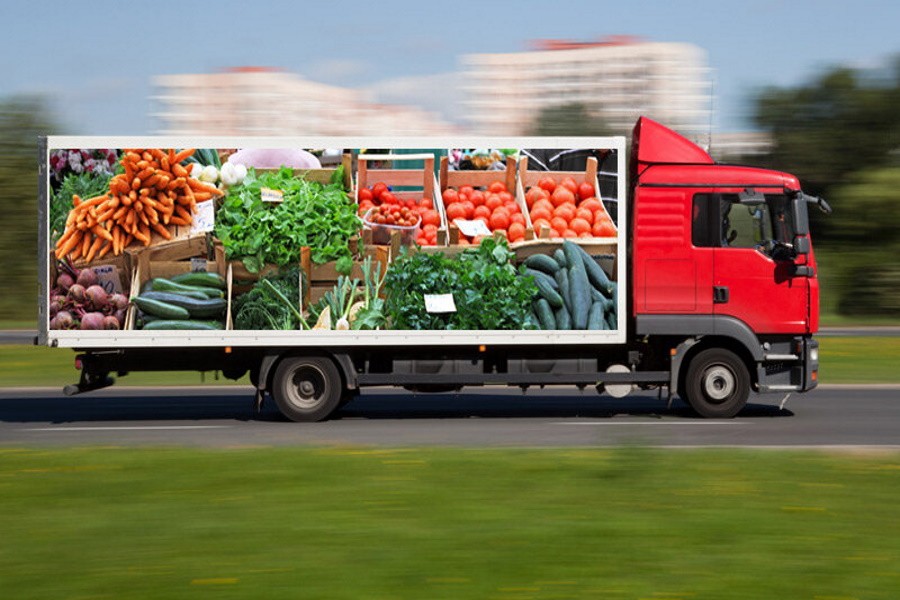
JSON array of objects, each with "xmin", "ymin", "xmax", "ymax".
[
  {"xmin": 0, "ymin": 447, "xmax": 897, "ymax": 599},
  {"xmin": 0, "ymin": 335, "xmax": 897, "ymax": 387}
]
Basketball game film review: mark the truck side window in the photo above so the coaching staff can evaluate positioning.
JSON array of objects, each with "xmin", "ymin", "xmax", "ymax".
[
  {"xmin": 723, "ymin": 197, "xmax": 772, "ymax": 248},
  {"xmin": 691, "ymin": 194, "xmax": 719, "ymax": 247}
]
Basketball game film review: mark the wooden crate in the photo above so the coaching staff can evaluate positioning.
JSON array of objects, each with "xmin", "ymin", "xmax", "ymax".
[
  {"xmin": 438, "ymin": 155, "xmax": 533, "ymax": 246},
  {"xmin": 128, "ymin": 260, "xmax": 233, "ymax": 331},
  {"xmin": 356, "ymin": 152, "xmax": 446, "ymax": 249},
  {"xmin": 128, "ymin": 234, "xmax": 221, "ymax": 284},
  {"xmin": 516, "ymin": 155, "xmax": 617, "ymax": 241},
  {"xmin": 300, "ymin": 244, "xmax": 389, "ymax": 309}
]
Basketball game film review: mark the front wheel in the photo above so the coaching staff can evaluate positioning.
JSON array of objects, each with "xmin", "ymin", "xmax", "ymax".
[
  {"xmin": 271, "ymin": 355, "xmax": 343, "ymax": 422},
  {"xmin": 682, "ymin": 348, "xmax": 750, "ymax": 418}
]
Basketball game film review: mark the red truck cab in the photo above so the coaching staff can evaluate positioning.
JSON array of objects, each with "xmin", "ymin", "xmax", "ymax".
[{"xmin": 629, "ymin": 117, "xmax": 826, "ymax": 416}]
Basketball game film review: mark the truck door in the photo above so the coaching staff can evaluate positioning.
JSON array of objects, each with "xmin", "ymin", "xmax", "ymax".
[{"xmin": 706, "ymin": 191, "xmax": 809, "ymax": 334}]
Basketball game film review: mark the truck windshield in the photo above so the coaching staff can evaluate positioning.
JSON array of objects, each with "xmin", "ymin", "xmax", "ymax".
[{"xmin": 692, "ymin": 193, "xmax": 796, "ymax": 250}]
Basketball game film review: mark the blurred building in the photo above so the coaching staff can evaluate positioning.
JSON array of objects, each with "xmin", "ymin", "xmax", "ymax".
[
  {"xmin": 151, "ymin": 67, "xmax": 459, "ymax": 136},
  {"xmin": 461, "ymin": 36, "xmax": 712, "ymax": 136}
]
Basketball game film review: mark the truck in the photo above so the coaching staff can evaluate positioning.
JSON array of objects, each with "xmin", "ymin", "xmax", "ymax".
[{"xmin": 38, "ymin": 117, "xmax": 830, "ymax": 421}]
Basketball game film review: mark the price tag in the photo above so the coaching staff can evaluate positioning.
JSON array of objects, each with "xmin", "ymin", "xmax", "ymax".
[
  {"xmin": 261, "ymin": 187, "xmax": 284, "ymax": 203},
  {"xmin": 190, "ymin": 199, "xmax": 215, "ymax": 233},
  {"xmin": 454, "ymin": 219, "xmax": 491, "ymax": 238},
  {"xmin": 190, "ymin": 257, "xmax": 208, "ymax": 272},
  {"xmin": 424, "ymin": 293, "xmax": 457, "ymax": 314},
  {"xmin": 92, "ymin": 264, "xmax": 123, "ymax": 295}
]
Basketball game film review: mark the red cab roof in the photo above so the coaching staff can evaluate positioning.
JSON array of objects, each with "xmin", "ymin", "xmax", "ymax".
[{"xmin": 632, "ymin": 116, "xmax": 714, "ymax": 168}]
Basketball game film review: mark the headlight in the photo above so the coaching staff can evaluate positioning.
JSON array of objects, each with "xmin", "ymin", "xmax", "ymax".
[{"xmin": 809, "ymin": 347, "xmax": 819, "ymax": 362}]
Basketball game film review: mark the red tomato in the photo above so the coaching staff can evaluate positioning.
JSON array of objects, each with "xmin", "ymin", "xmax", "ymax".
[
  {"xmin": 532, "ymin": 198, "xmax": 554, "ymax": 214},
  {"xmin": 489, "ymin": 181, "xmax": 506, "ymax": 194},
  {"xmin": 551, "ymin": 186, "xmax": 576, "ymax": 207},
  {"xmin": 552, "ymin": 204, "xmax": 575, "ymax": 223},
  {"xmin": 485, "ymin": 194, "xmax": 502, "ymax": 211},
  {"xmin": 593, "ymin": 219, "xmax": 617, "ymax": 237},
  {"xmin": 469, "ymin": 190, "xmax": 485, "ymax": 206},
  {"xmin": 575, "ymin": 207, "xmax": 594, "ymax": 224},
  {"xmin": 490, "ymin": 210, "xmax": 510, "ymax": 231},
  {"xmin": 578, "ymin": 182, "xmax": 595, "ymax": 200},
  {"xmin": 508, "ymin": 222, "xmax": 526, "ymax": 242},
  {"xmin": 550, "ymin": 217, "xmax": 568, "ymax": 236},
  {"xmin": 442, "ymin": 188, "xmax": 459, "ymax": 206},
  {"xmin": 459, "ymin": 185, "xmax": 475, "ymax": 198},
  {"xmin": 538, "ymin": 177, "xmax": 556, "ymax": 193},
  {"xmin": 358, "ymin": 188, "xmax": 373, "ymax": 203},
  {"xmin": 570, "ymin": 217, "xmax": 591, "ymax": 236},
  {"xmin": 532, "ymin": 218, "xmax": 552, "ymax": 234},
  {"xmin": 510, "ymin": 213, "xmax": 526, "ymax": 226},
  {"xmin": 473, "ymin": 205, "xmax": 492, "ymax": 220},
  {"xmin": 562, "ymin": 229, "xmax": 578, "ymax": 239},
  {"xmin": 422, "ymin": 209, "xmax": 441, "ymax": 227},
  {"xmin": 461, "ymin": 200, "xmax": 475, "ymax": 219},
  {"xmin": 560, "ymin": 177, "xmax": 578, "ymax": 194},
  {"xmin": 380, "ymin": 191, "xmax": 397, "ymax": 205},
  {"xmin": 446, "ymin": 202, "xmax": 466, "ymax": 221},
  {"xmin": 418, "ymin": 197, "xmax": 434, "ymax": 208},
  {"xmin": 578, "ymin": 197, "xmax": 603, "ymax": 213},
  {"xmin": 371, "ymin": 182, "xmax": 388, "ymax": 201},
  {"xmin": 530, "ymin": 206, "xmax": 552, "ymax": 223}
]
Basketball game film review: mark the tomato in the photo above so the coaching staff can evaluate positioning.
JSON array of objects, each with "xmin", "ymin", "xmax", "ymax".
[
  {"xmin": 382, "ymin": 191, "xmax": 399, "ymax": 205},
  {"xmin": 503, "ymin": 201, "xmax": 519, "ymax": 214},
  {"xmin": 488, "ymin": 181, "xmax": 506, "ymax": 194},
  {"xmin": 461, "ymin": 200, "xmax": 475, "ymax": 219},
  {"xmin": 550, "ymin": 217, "xmax": 568, "ymax": 236},
  {"xmin": 560, "ymin": 177, "xmax": 578, "ymax": 194},
  {"xmin": 490, "ymin": 211, "xmax": 510, "ymax": 231},
  {"xmin": 575, "ymin": 207, "xmax": 594, "ymax": 224},
  {"xmin": 442, "ymin": 188, "xmax": 459, "ymax": 206},
  {"xmin": 358, "ymin": 188, "xmax": 373, "ymax": 203},
  {"xmin": 578, "ymin": 197, "xmax": 602, "ymax": 213},
  {"xmin": 498, "ymin": 191, "xmax": 513, "ymax": 204},
  {"xmin": 538, "ymin": 177, "xmax": 556, "ymax": 193},
  {"xmin": 508, "ymin": 222, "xmax": 526, "ymax": 242},
  {"xmin": 570, "ymin": 217, "xmax": 591, "ymax": 236},
  {"xmin": 525, "ymin": 186, "xmax": 547, "ymax": 208},
  {"xmin": 371, "ymin": 182, "xmax": 388, "ymax": 201},
  {"xmin": 562, "ymin": 229, "xmax": 578, "ymax": 239},
  {"xmin": 532, "ymin": 218, "xmax": 552, "ymax": 235},
  {"xmin": 530, "ymin": 206, "xmax": 552, "ymax": 223},
  {"xmin": 358, "ymin": 200, "xmax": 375, "ymax": 214},
  {"xmin": 469, "ymin": 190, "xmax": 485, "ymax": 206},
  {"xmin": 532, "ymin": 198, "xmax": 554, "ymax": 214},
  {"xmin": 473, "ymin": 205, "xmax": 492, "ymax": 220},
  {"xmin": 510, "ymin": 212, "xmax": 526, "ymax": 226},
  {"xmin": 485, "ymin": 194, "xmax": 502, "ymax": 212},
  {"xmin": 422, "ymin": 209, "xmax": 441, "ymax": 227},
  {"xmin": 551, "ymin": 186, "xmax": 576, "ymax": 207},
  {"xmin": 446, "ymin": 202, "xmax": 466, "ymax": 221},
  {"xmin": 459, "ymin": 185, "xmax": 475, "ymax": 198},
  {"xmin": 578, "ymin": 182, "xmax": 595, "ymax": 200},
  {"xmin": 552, "ymin": 203, "xmax": 575, "ymax": 223},
  {"xmin": 405, "ymin": 198, "xmax": 417, "ymax": 209},
  {"xmin": 593, "ymin": 219, "xmax": 617, "ymax": 237},
  {"xmin": 418, "ymin": 197, "xmax": 433, "ymax": 209}
]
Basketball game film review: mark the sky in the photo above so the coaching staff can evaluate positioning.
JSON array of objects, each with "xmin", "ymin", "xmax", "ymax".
[{"xmin": 3, "ymin": 0, "xmax": 898, "ymax": 135}]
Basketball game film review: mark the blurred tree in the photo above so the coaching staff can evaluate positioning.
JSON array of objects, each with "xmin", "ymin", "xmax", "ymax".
[
  {"xmin": 528, "ymin": 103, "xmax": 612, "ymax": 136},
  {"xmin": 0, "ymin": 95, "xmax": 60, "ymax": 323}
]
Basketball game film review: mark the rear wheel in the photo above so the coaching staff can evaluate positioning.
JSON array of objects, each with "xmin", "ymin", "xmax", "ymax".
[
  {"xmin": 682, "ymin": 348, "xmax": 750, "ymax": 418},
  {"xmin": 271, "ymin": 355, "xmax": 342, "ymax": 422}
]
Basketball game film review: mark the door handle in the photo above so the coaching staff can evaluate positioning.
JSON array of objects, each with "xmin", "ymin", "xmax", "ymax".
[{"xmin": 713, "ymin": 286, "xmax": 729, "ymax": 304}]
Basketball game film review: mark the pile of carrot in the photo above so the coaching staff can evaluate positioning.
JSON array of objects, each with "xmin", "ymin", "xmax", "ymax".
[{"xmin": 54, "ymin": 148, "xmax": 223, "ymax": 262}]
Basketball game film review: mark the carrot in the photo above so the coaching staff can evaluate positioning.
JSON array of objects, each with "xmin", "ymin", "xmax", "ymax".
[
  {"xmin": 96, "ymin": 208, "xmax": 115, "ymax": 222},
  {"xmin": 55, "ymin": 230, "xmax": 83, "ymax": 259},
  {"xmin": 191, "ymin": 191, "xmax": 213, "ymax": 202},
  {"xmin": 186, "ymin": 177, "xmax": 222, "ymax": 195},
  {"xmin": 151, "ymin": 221, "xmax": 172, "ymax": 240},
  {"xmin": 97, "ymin": 240, "xmax": 112, "ymax": 259},
  {"xmin": 84, "ymin": 236, "xmax": 104, "ymax": 263},
  {"xmin": 80, "ymin": 233, "xmax": 92, "ymax": 259},
  {"xmin": 172, "ymin": 148, "xmax": 195, "ymax": 163},
  {"xmin": 175, "ymin": 205, "xmax": 192, "ymax": 222},
  {"xmin": 168, "ymin": 216, "xmax": 189, "ymax": 226},
  {"xmin": 144, "ymin": 173, "xmax": 160, "ymax": 188},
  {"xmin": 72, "ymin": 194, "xmax": 82, "ymax": 208},
  {"xmin": 133, "ymin": 228, "xmax": 150, "ymax": 245},
  {"xmin": 137, "ymin": 167, "xmax": 154, "ymax": 181},
  {"xmin": 139, "ymin": 223, "xmax": 152, "ymax": 246},
  {"xmin": 55, "ymin": 227, "xmax": 76, "ymax": 249},
  {"xmin": 139, "ymin": 211, "xmax": 149, "ymax": 227},
  {"xmin": 91, "ymin": 224, "xmax": 113, "ymax": 242},
  {"xmin": 167, "ymin": 176, "xmax": 185, "ymax": 192},
  {"xmin": 131, "ymin": 177, "xmax": 141, "ymax": 190},
  {"xmin": 172, "ymin": 163, "xmax": 188, "ymax": 178}
]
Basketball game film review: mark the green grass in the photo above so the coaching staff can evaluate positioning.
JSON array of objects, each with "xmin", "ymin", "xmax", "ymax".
[
  {"xmin": 0, "ymin": 335, "xmax": 898, "ymax": 388},
  {"xmin": 0, "ymin": 447, "xmax": 897, "ymax": 599}
]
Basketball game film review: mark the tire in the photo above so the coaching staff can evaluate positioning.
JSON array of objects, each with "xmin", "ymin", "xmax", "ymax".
[
  {"xmin": 682, "ymin": 348, "xmax": 750, "ymax": 418},
  {"xmin": 271, "ymin": 355, "xmax": 343, "ymax": 422}
]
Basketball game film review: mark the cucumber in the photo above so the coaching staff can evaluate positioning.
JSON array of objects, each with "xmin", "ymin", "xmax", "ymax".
[
  {"xmin": 591, "ymin": 287, "xmax": 615, "ymax": 311},
  {"xmin": 605, "ymin": 312, "xmax": 617, "ymax": 331},
  {"xmin": 132, "ymin": 296, "xmax": 190, "ymax": 320},
  {"xmin": 149, "ymin": 278, "xmax": 224, "ymax": 299},
  {"xmin": 528, "ymin": 270, "xmax": 563, "ymax": 309},
  {"xmin": 142, "ymin": 319, "xmax": 224, "ymax": 331},
  {"xmin": 138, "ymin": 291, "xmax": 227, "ymax": 318},
  {"xmin": 142, "ymin": 289, "xmax": 209, "ymax": 301},
  {"xmin": 170, "ymin": 271, "xmax": 226, "ymax": 290},
  {"xmin": 554, "ymin": 304, "xmax": 572, "ymax": 330},
  {"xmin": 565, "ymin": 240, "xmax": 615, "ymax": 295},
  {"xmin": 562, "ymin": 240, "xmax": 582, "ymax": 270},
  {"xmin": 587, "ymin": 300, "xmax": 607, "ymax": 330},
  {"xmin": 553, "ymin": 248, "xmax": 568, "ymax": 269},
  {"xmin": 568, "ymin": 263, "xmax": 592, "ymax": 330},
  {"xmin": 524, "ymin": 253, "xmax": 560, "ymax": 275},
  {"xmin": 524, "ymin": 268, "xmax": 559, "ymax": 290},
  {"xmin": 533, "ymin": 298, "xmax": 557, "ymax": 330},
  {"xmin": 555, "ymin": 268, "xmax": 571, "ymax": 312}
]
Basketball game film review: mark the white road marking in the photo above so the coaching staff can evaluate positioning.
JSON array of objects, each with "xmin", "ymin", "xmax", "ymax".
[
  {"xmin": 25, "ymin": 425, "xmax": 232, "ymax": 432},
  {"xmin": 552, "ymin": 421, "xmax": 749, "ymax": 425}
]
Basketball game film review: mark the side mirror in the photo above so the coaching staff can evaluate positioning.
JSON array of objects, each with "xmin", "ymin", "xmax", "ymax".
[
  {"xmin": 792, "ymin": 196, "xmax": 809, "ymax": 236},
  {"xmin": 793, "ymin": 235, "xmax": 810, "ymax": 255}
]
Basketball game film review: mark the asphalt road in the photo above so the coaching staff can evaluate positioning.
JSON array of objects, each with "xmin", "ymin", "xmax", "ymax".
[{"xmin": 1, "ymin": 384, "xmax": 898, "ymax": 448}]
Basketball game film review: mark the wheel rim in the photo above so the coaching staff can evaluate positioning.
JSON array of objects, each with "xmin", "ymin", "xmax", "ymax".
[
  {"xmin": 285, "ymin": 365, "xmax": 327, "ymax": 410},
  {"xmin": 702, "ymin": 365, "xmax": 736, "ymax": 404}
]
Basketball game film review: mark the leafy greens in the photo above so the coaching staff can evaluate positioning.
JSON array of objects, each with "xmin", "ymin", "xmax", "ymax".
[{"xmin": 215, "ymin": 166, "xmax": 360, "ymax": 273}]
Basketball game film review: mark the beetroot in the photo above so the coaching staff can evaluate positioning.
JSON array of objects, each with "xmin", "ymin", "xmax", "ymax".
[
  {"xmin": 113, "ymin": 308, "xmax": 127, "ymax": 328},
  {"xmin": 102, "ymin": 315, "xmax": 120, "ymax": 330},
  {"xmin": 49, "ymin": 295, "xmax": 67, "ymax": 318},
  {"xmin": 85, "ymin": 285, "xmax": 109, "ymax": 311},
  {"xmin": 109, "ymin": 293, "xmax": 129, "ymax": 311},
  {"xmin": 57, "ymin": 272, "xmax": 74, "ymax": 292},
  {"xmin": 80, "ymin": 312, "xmax": 106, "ymax": 330},
  {"xmin": 67, "ymin": 284, "xmax": 86, "ymax": 304},
  {"xmin": 76, "ymin": 268, "xmax": 99, "ymax": 288},
  {"xmin": 51, "ymin": 310, "xmax": 74, "ymax": 330}
]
